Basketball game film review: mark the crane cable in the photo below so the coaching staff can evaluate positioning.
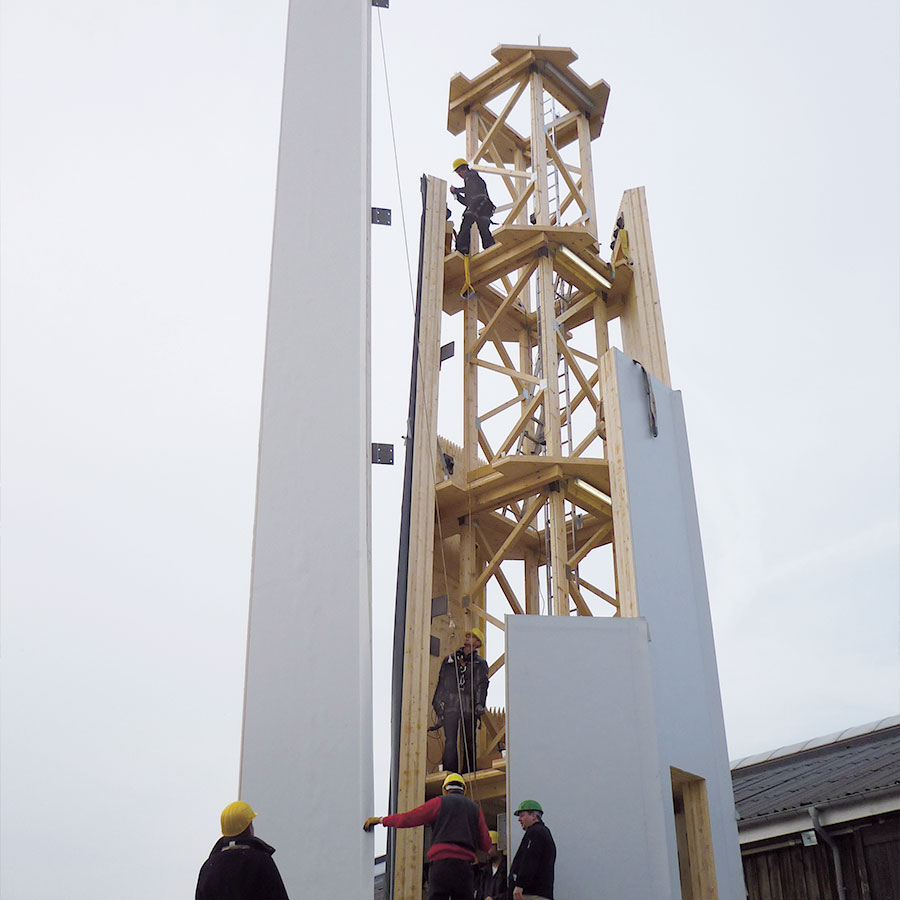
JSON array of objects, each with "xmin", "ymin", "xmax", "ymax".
[{"xmin": 376, "ymin": 8, "xmax": 488, "ymax": 816}]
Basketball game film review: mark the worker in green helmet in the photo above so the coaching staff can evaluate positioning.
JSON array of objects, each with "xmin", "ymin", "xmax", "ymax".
[
  {"xmin": 432, "ymin": 627, "xmax": 490, "ymax": 773},
  {"xmin": 364, "ymin": 772, "xmax": 492, "ymax": 900},
  {"xmin": 509, "ymin": 800, "xmax": 556, "ymax": 900},
  {"xmin": 195, "ymin": 801, "xmax": 289, "ymax": 900},
  {"xmin": 450, "ymin": 159, "xmax": 496, "ymax": 254}
]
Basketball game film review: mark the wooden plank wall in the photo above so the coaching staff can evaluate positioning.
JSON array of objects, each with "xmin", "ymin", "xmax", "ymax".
[
  {"xmin": 740, "ymin": 814, "xmax": 900, "ymax": 900},
  {"xmin": 392, "ymin": 175, "xmax": 449, "ymax": 899}
]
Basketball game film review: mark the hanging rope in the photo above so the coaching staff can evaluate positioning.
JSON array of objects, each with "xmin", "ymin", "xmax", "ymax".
[
  {"xmin": 375, "ymin": 9, "xmax": 414, "ymax": 302},
  {"xmin": 376, "ymin": 9, "xmax": 489, "ymax": 816}
]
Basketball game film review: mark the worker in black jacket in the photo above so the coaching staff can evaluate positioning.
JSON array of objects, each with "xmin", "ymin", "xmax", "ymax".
[
  {"xmin": 509, "ymin": 800, "xmax": 556, "ymax": 900},
  {"xmin": 475, "ymin": 829, "xmax": 508, "ymax": 900},
  {"xmin": 450, "ymin": 159, "xmax": 496, "ymax": 254},
  {"xmin": 196, "ymin": 801, "xmax": 290, "ymax": 900},
  {"xmin": 432, "ymin": 627, "xmax": 489, "ymax": 773}
]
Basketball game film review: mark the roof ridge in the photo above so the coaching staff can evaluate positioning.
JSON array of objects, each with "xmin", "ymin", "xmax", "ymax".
[{"xmin": 730, "ymin": 715, "xmax": 900, "ymax": 769}]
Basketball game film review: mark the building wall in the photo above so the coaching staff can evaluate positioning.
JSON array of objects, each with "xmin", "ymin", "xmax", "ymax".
[
  {"xmin": 741, "ymin": 813, "xmax": 900, "ymax": 900},
  {"xmin": 506, "ymin": 615, "xmax": 679, "ymax": 899},
  {"xmin": 611, "ymin": 348, "xmax": 746, "ymax": 898}
]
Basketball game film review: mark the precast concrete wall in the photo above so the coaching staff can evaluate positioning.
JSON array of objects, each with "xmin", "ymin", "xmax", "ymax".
[
  {"xmin": 506, "ymin": 615, "xmax": 679, "ymax": 899},
  {"xmin": 239, "ymin": 2, "xmax": 373, "ymax": 898},
  {"xmin": 612, "ymin": 348, "xmax": 745, "ymax": 898},
  {"xmin": 504, "ymin": 350, "xmax": 745, "ymax": 898}
]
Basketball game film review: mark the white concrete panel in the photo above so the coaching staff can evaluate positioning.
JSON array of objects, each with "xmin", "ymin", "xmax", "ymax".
[
  {"xmin": 239, "ymin": 2, "xmax": 372, "ymax": 898},
  {"xmin": 613, "ymin": 348, "xmax": 746, "ymax": 898},
  {"xmin": 506, "ymin": 615, "xmax": 679, "ymax": 900}
]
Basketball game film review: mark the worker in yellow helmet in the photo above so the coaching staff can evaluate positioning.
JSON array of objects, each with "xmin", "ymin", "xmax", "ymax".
[
  {"xmin": 195, "ymin": 801, "xmax": 289, "ymax": 900},
  {"xmin": 450, "ymin": 159, "xmax": 496, "ymax": 255},
  {"xmin": 364, "ymin": 772, "xmax": 492, "ymax": 900},
  {"xmin": 432, "ymin": 627, "xmax": 489, "ymax": 773},
  {"xmin": 475, "ymin": 828, "xmax": 508, "ymax": 900}
]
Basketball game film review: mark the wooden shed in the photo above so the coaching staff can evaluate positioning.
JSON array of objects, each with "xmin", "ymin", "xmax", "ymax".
[{"xmin": 731, "ymin": 717, "xmax": 900, "ymax": 899}]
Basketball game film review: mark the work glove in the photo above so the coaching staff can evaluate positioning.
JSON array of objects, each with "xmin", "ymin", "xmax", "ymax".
[
  {"xmin": 475, "ymin": 705, "xmax": 485, "ymax": 717},
  {"xmin": 363, "ymin": 817, "xmax": 382, "ymax": 832}
]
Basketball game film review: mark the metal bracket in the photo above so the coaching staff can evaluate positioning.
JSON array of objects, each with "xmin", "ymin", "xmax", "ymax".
[
  {"xmin": 371, "ymin": 443, "xmax": 394, "ymax": 464},
  {"xmin": 431, "ymin": 595, "xmax": 448, "ymax": 619},
  {"xmin": 440, "ymin": 341, "xmax": 455, "ymax": 364},
  {"xmin": 372, "ymin": 0, "xmax": 389, "ymax": 8},
  {"xmin": 429, "ymin": 636, "xmax": 441, "ymax": 657},
  {"xmin": 371, "ymin": 207, "xmax": 392, "ymax": 225},
  {"xmin": 633, "ymin": 361, "xmax": 658, "ymax": 438}
]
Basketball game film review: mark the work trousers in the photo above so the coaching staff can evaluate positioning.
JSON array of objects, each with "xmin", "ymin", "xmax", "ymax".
[
  {"xmin": 428, "ymin": 858, "xmax": 475, "ymax": 900},
  {"xmin": 456, "ymin": 212, "xmax": 495, "ymax": 254},
  {"xmin": 441, "ymin": 707, "xmax": 478, "ymax": 774}
]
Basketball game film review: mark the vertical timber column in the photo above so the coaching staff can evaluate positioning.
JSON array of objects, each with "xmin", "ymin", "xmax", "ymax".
[
  {"xmin": 394, "ymin": 176, "xmax": 448, "ymax": 900},
  {"xmin": 464, "ymin": 110, "xmax": 481, "ymax": 253},
  {"xmin": 576, "ymin": 114, "xmax": 598, "ymax": 240},
  {"xmin": 514, "ymin": 147, "xmax": 537, "ymax": 455},
  {"xmin": 618, "ymin": 187, "xmax": 671, "ymax": 387},
  {"xmin": 239, "ymin": 3, "xmax": 372, "ymax": 899},
  {"xmin": 530, "ymin": 67, "xmax": 568, "ymax": 616},
  {"xmin": 577, "ymin": 111, "xmax": 608, "ymax": 455},
  {"xmin": 461, "ymin": 305, "xmax": 479, "ymax": 622},
  {"xmin": 599, "ymin": 348, "xmax": 638, "ymax": 618}
]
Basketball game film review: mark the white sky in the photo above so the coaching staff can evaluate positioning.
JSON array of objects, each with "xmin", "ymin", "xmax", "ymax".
[{"xmin": 1, "ymin": 0, "xmax": 897, "ymax": 897}]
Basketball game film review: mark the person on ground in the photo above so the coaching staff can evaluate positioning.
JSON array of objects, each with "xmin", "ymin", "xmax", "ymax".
[
  {"xmin": 195, "ymin": 801, "xmax": 290, "ymax": 900},
  {"xmin": 475, "ymin": 829, "xmax": 508, "ymax": 900},
  {"xmin": 450, "ymin": 159, "xmax": 495, "ymax": 255},
  {"xmin": 432, "ymin": 627, "xmax": 489, "ymax": 774},
  {"xmin": 364, "ymin": 772, "xmax": 492, "ymax": 900},
  {"xmin": 509, "ymin": 800, "xmax": 556, "ymax": 900}
]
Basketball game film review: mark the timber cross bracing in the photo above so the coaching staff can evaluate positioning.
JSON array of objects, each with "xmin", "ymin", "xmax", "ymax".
[{"xmin": 391, "ymin": 44, "xmax": 671, "ymax": 899}]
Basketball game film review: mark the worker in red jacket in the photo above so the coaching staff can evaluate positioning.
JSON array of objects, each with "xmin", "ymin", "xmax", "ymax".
[{"xmin": 364, "ymin": 772, "xmax": 492, "ymax": 900}]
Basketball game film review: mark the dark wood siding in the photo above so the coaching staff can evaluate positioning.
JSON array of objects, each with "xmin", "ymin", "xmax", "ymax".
[{"xmin": 741, "ymin": 815, "xmax": 899, "ymax": 900}]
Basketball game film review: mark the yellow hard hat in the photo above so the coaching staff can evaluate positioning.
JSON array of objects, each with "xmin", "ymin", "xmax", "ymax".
[
  {"xmin": 221, "ymin": 800, "xmax": 257, "ymax": 837},
  {"xmin": 452, "ymin": 158, "xmax": 469, "ymax": 171},
  {"xmin": 466, "ymin": 626, "xmax": 485, "ymax": 648},
  {"xmin": 442, "ymin": 772, "xmax": 466, "ymax": 793},
  {"xmin": 488, "ymin": 830, "xmax": 499, "ymax": 844}
]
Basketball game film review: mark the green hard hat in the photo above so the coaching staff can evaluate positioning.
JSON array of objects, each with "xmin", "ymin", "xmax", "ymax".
[{"xmin": 515, "ymin": 799, "xmax": 543, "ymax": 815}]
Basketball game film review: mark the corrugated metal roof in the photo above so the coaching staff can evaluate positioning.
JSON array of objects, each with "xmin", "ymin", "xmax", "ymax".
[{"xmin": 730, "ymin": 719, "xmax": 900, "ymax": 822}]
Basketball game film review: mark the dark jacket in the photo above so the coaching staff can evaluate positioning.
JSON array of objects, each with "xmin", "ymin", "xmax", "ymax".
[
  {"xmin": 454, "ymin": 170, "xmax": 494, "ymax": 217},
  {"xmin": 475, "ymin": 856, "xmax": 508, "ymax": 900},
  {"xmin": 509, "ymin": 821, "xmax": 556, "ymax": 899},
  {"xmin": 195, "ymin": 834, "xmax": 290, "ymax": 900},
  {"xmin": 432, "ymin": 648, "xmax": 489, "ymax": 715},
  {"xmin": 431, "ymin": 791, "xmax": 482, "ymax": 850}
]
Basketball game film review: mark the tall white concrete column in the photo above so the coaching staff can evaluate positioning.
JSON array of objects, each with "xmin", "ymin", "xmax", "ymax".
[{"xmin": 239, "ymin": 1, "xmax": 373, "ymax": 897}]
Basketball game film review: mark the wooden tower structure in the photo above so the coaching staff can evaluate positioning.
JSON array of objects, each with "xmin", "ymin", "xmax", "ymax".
[{"xmin": 391, "ymin": 44, "xmax": 743, "ymax": 900}]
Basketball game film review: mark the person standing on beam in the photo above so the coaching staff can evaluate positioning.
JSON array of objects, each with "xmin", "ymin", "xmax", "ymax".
[
  {"xmin": 432, "ymin": 627, "xmax": 489, "ymax": 774},
  {"xmin": 450, "ymin": 159, "xmax": 496, "ymax": 254}
]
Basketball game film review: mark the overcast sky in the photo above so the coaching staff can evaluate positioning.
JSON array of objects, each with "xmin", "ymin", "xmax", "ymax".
[{"xmin": 1, "ymin": 0, "xmax": 897, "ymax": 897}]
